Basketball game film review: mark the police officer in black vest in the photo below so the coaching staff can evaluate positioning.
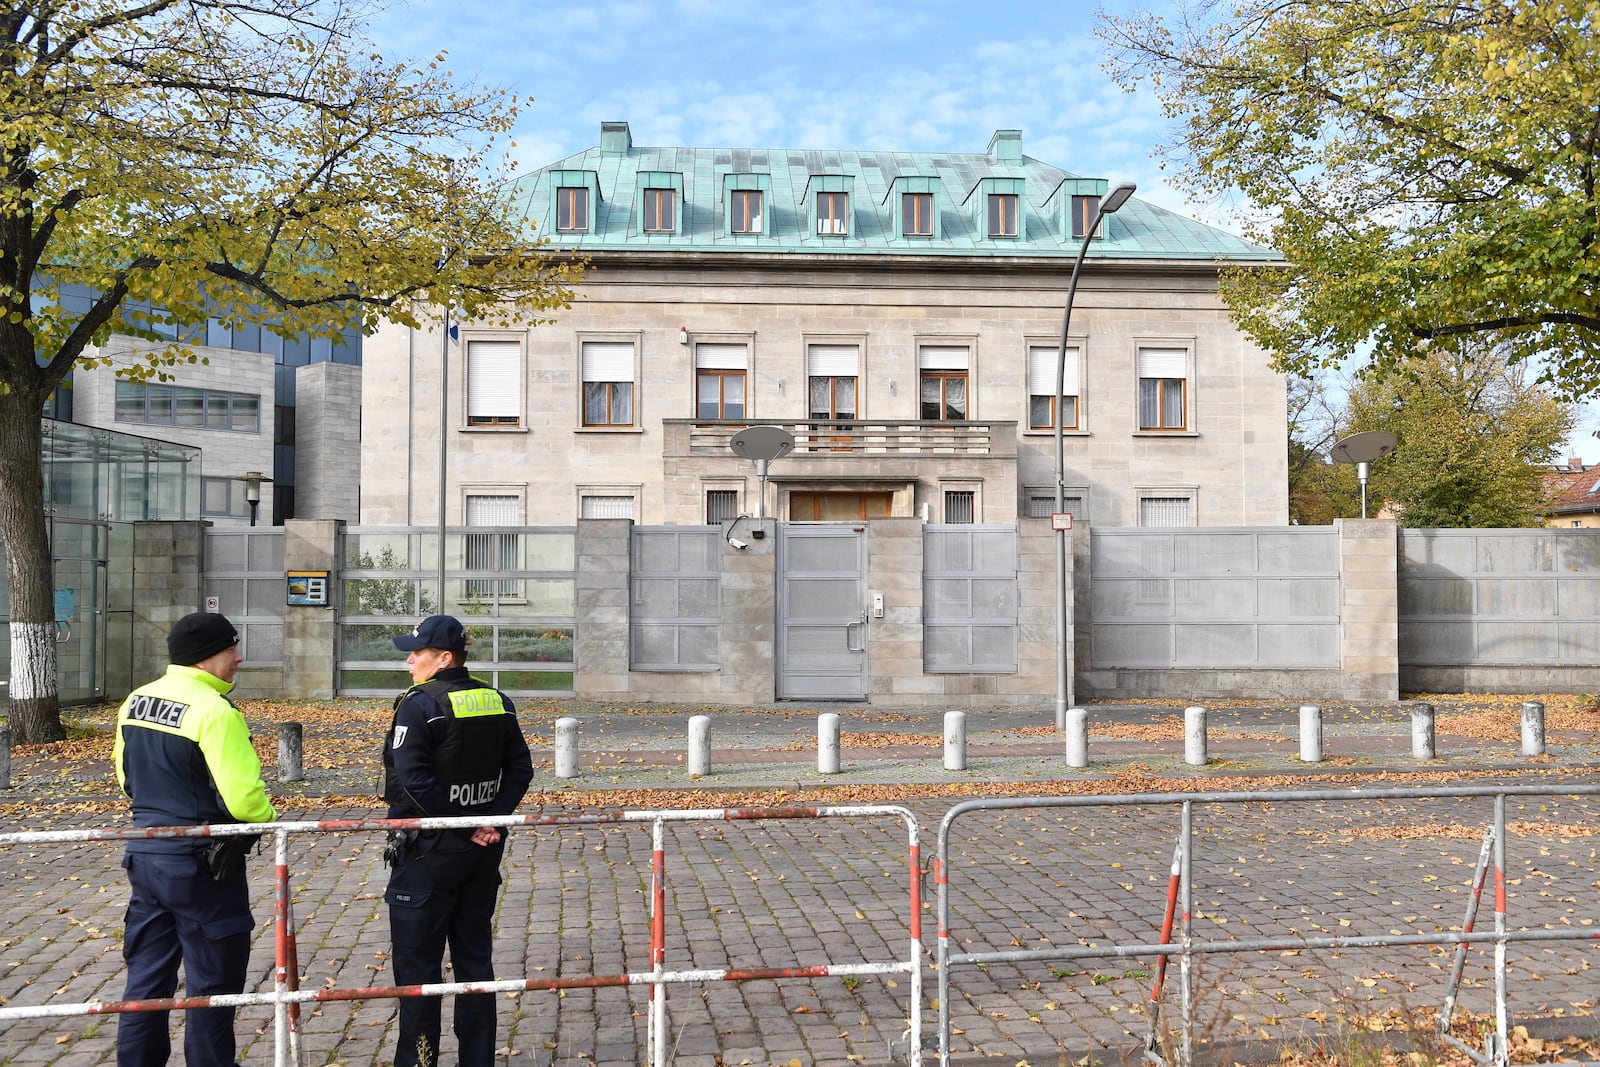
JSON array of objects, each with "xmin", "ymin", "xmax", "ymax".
[{"xmin": 383, "ymin": 614, "xmax": 533, "ymax": 1067}]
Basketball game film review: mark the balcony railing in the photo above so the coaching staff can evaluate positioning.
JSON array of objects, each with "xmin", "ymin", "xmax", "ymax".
[{"xmin": 664, "ymin": 419, "xmax": 1017, "ymax": 457}]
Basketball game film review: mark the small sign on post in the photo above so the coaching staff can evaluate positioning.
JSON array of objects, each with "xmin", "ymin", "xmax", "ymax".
[
  {"xmin": 286, "ymin": 571, "xmax": 330, "ymax": 607},
  {"xmin": 1051, "ymin": 513, "xmax": 1073, "ymax": 531}
]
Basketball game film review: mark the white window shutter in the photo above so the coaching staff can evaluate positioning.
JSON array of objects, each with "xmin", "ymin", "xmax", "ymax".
[
  {"xmin": 466, "ymin": 495, "xmax": 519, "ymax": 525},
  {"xmin": 581, "ymin": 495, "xmax": 636, "ymax": 519},
  {"xmin": 806, "ymin": 345, "xmax": 858, "ymax": 377},
  {"xmin": 1027, "ymin": 345, "xmax": 1079, "ymax": 395},
  {"xmin": 918, "ymin": 345, "xmax": 969, "ymax": 370},
  {"xmin": 466, "ymin": 342, "xmax": 520, "ymax": 419},
  {"xmin": 1137, "ymin": 348, "xmax": 1187, "ymax": 379},
  {"xmin": 695, "ymin": 344, "xmax": 747, "ymax": 370},
  {"xmin": 581, "ymin": 342, "xmax": 635, "ymax": 382}
]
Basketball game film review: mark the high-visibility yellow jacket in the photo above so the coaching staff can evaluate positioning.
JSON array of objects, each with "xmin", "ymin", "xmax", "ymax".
[{"xmin": 113, "ymin": 665, "xmax": 276, "ymax": 850}]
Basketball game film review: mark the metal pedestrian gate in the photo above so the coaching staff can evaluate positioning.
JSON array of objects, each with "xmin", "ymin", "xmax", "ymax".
[{"xmin": 777, "ymin": 523, "xmax": 869, "ymax": 699}]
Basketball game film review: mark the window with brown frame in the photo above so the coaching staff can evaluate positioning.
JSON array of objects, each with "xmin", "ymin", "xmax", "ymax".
[
  {"xmin": 920, "ymin": 371, "xmax": 967, "ymax": 420},
  {"xmin": 808, "ymin": 375, "xmax": 857, "ymax": 421},
  {"xmin": 696, "ymin": 370, "xmax": 745, "ymax": 418},
  {"xmin": 1026, "ymin": 344, "xmax": 1079, "ymax": 431},
  {"xmin": 581, "ymin": 340, "xmax": 635, "ymax": 427},
  {"xmin": 902, "ymin": 192, "xmax": 934, "ymax": 236},
  {"xmin": 557, "ymin": 187, "xmax": 589, "ymax": 233},
  {"xmin": 817, "ymin": 191, "xmax": 849, "ymax": 235},
  {"xmin": 643, "ymin": 188, "xmax": 675, "ymax": 232},
  {"xmin": 1071, "ymin": 195, "xmax": 1103, "ymax": 240},
  {"xmin": 730, "ymin": 190, "xmax": 763, "ymax": 233},
  {"xmin": 987, "ymin": 194, "xmax": 1019, "ymax": 238},
  {"xmin": 1136, "ymin": 347, "xmax": 1189, "ymax": 430}
]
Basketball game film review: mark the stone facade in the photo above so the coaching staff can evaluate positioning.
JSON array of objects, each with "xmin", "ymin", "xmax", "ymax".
[
  {"xmin": 293, "ymin": 362, "xmax": 363, "ymax": 523},
  {"xmin": 359, "ymin": 260, "xmax": 1289, "ymax": 529}
]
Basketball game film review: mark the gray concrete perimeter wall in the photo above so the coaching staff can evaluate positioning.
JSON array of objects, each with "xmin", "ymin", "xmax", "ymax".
[
  {"xmin": 1076, "ymin": 521, "xmax": 1403, "ymax": 702},
  {"xmin": 212, "ymin": 518, "xmax": 1600, "ymax": 705}
]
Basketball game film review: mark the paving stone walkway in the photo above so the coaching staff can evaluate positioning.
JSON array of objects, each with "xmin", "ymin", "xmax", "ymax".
[{"xmin": 3, "ymin": 698, "xmax": 1599, "ymax": 1066}]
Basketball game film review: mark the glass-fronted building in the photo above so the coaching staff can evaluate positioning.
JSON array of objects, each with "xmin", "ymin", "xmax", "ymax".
[{"xmin": 1, "ymin": 419, "xmax": 199, "ymax": 705}]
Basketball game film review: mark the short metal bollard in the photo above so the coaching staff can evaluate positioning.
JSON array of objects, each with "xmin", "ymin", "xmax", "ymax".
[
  {"xmin": 943, "ymin": 711, "xmax": 967, "ymax": 771},
  {"xmin": 0, "ymin": 727, "xmax": 10, "ymax": 790},
  {"xmin": 687, "ymin": 715, "xmax": 711, "ymax": 776},
  {"xmin": 818, "ymin": 713, "xmax": 841, "ymax": 774},
  {"xmin": 1185, "ymin": 706, "xmax": 1207, "ymax": 766},
  {"xmin": 554, "ymin": 716, "xmax": 579, "ymax": 778},
  {"xmin": 276, "ymin": 722, "xmax": 303, "ymax": 783},
  {"xmin": 1064, "ymin": 707, "xmax": 1088, "ymax": 768},
  {"xmin": 1521, "ymin": 700, "xmax": 1546, "ymax": 757},
  {"xmin": 1411, "ymin": 701, "xmax": 1436, "ymax": 760},
  {"xmin": 1299, "ymin": 704, "xmax": 1322, "ymax": 763}
]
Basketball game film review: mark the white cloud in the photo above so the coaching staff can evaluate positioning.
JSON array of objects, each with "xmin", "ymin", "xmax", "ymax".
[{"xmin": 367, "ymin": 0, "xmax": 1248, "ymax": 231}]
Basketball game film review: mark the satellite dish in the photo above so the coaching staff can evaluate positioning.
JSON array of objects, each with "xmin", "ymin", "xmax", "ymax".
[
  {"xmin": 729, "ymin": 425, "xmax": 794, "ymax": 463},
  {"xmin": 1329, "ymin": 431, "xmax": 1398, "ymax": 465}
]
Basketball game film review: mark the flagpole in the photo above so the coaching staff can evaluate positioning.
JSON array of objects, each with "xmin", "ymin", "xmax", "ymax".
[{"xmin": 437, "ymin": 297, "xmax": 450, "ymax": 611}]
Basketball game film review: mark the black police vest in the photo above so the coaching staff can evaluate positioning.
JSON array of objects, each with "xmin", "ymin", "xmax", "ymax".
[{"xmin": 383, "ymin": 677, "xmax": 508, "ymax": 813}]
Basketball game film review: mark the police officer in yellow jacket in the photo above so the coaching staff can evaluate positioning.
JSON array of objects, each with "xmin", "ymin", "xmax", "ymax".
[
  {"xmin": 383, "ymin": 614, "xmax": 533, "ymax": 1067},
  {"xmin": 112, "ymin": 611, "xmax": 276, "ymax": 1067}
]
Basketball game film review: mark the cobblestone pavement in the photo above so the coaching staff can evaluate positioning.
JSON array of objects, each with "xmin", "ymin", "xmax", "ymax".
[{"xmin": 3, "ymin": 699, "xmax": 1599, "ymax": 1066}]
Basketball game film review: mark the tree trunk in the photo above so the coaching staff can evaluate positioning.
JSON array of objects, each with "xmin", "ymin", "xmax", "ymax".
[{"xmin": 0, "ymin": 389, "xmax": 64, "ymax": 744}]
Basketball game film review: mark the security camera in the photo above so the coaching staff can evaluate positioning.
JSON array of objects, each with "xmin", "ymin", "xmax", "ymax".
[{"xmin": 728, "ymin": 537, "xmax": 749, "ymax": 550}]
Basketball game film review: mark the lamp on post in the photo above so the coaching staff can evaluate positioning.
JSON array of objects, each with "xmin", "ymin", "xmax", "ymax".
[
  {"xmin": 1053, "ymin": 181, "xmax": 1135, "ymax": 729},
  {"xmin": 240, "ymin": 471, "xmax": 272, "ymax": 527}
]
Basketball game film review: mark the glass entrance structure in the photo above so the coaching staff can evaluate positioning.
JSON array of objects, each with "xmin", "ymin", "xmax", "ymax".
[{"xmin": 1, "ymin": 419, "xmax": 199, "ymax": 705}]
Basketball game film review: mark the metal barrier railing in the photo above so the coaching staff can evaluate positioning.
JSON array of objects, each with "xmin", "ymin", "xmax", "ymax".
[
  {"xmin": 935, "ymin": 784, "xmax": 1600, "ymax": 1067},
  {"xmin": 0, "ymin": 804, "xmax": 924, "ymax": 1067}
]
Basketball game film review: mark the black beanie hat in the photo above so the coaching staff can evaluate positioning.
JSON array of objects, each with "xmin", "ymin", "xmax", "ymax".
[{"xmin": 168, "ymin": 611, "xmax": 240, "ymax": 666}]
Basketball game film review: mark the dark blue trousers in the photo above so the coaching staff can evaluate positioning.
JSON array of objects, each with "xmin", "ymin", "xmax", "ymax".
[
  {"xmin": 117, "ymin": 849, "xmax": 255, "ymax": 1067},
  {"xmin": 386, "ymin": 834, "xmax": 506, "ymax": 1067}
]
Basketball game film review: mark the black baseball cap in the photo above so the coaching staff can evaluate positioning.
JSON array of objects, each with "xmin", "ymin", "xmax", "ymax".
[{"xmin": 392, "ymin": 614, "xmax": 467, "ymax": 653}]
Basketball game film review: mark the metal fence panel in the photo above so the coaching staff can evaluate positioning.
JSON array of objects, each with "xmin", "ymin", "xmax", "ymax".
[
  {"xmin": 203, "ymin": 528, "xmax": 286, "ymax": 667},
  {"xmin": 629, "ymin": 526, "xmax": 721, "ymax": 671},
  {"xmin": 1090, "ymin": 527, "xmax": 1340, "ymax": 669},
  {"xmin": 923, "ymin": 524, "xmax": 1018, "ymax": 673},
  {"xmin": 338, "ymin": 525, "xmax": 577, "ymax": 696},
  {"xmin": 1400, "ymin": 528, "xmax": 1600, "ymax": 665}
]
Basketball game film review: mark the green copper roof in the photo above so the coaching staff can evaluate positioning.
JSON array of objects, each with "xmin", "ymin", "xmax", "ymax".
[{"xmin": 506, "ymin": 122, "xmax": 1278, "ymax": 262}]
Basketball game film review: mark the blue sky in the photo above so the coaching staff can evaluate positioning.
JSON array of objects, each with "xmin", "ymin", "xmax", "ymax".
[
  {"xmin": 367, "ymin": 0, "xmax": 1213, "ymax": 217},
  {"xmin": 366, "ymin": 0, "xmax": 1599, "ymax": 459}
]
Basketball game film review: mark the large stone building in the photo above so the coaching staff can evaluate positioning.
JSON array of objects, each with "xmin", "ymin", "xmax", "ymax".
[{"xmin": 360, "ymin": 122, "xmax": 1287, "ymax": 532}]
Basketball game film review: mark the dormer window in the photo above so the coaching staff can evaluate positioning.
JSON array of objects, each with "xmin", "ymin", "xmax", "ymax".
[
  {"xmin": 550, "ymin": 170, "xmax": 601, "ymax": 237},
  {"xmin": 557, "ymin": 187, "xmax": 589, "ymax": 233},
  {"xmin": 805, "ymin": 174, "xmax": 855, "ymax": 239},
  {"xmin": 903, "ymin": 193, "xmax": 934, "ymax": 237},
  {"xmin": 731, "ymin": 191, "xmax": 762, "ymax": 233},
  {"xmin": 731, "ymin": 190, "xmax": 763, "ymax": 233},
  {"xmin": 1072, "ymin": 195, "xmax": 1103, "ymax": 239},
  {"xmin": 724, "ymin": 173, "xmax": 771, "ymax": 236},
  {"xmin": 644, "ymin": 188, "xmax": 675, "ymax": 232},
  {"xmin": 988, "ymin": 193, "xmax": 1019, "ymax": 238},
  {"xmin": 636, "ymin": 171, "xmax": 684, "ymax": 236},
  {"xmin": 817, "ymin": 192, "xmax": 849, "ymax": 235}
]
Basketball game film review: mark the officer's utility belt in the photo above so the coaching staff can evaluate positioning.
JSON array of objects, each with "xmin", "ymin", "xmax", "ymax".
[{"xmin": 383, "ymin": 829, "xmax": 420, "ymax": 867}]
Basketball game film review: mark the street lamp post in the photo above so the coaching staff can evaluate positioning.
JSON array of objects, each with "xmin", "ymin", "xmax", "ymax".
[
  {"xmin": 240, "ymin": 471, "xmax": 271, "ymax": 527},
  {"xmin": 1054, "ymin": 182, "xmax": 1136, "ymax": 729}
]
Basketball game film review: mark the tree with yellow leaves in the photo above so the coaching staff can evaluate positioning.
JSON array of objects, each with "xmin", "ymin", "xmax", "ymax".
[
  {"xmin": 1101, "ymin": 1, "xmax": 1600, "ymax": 394},
  {"xmin": 0, "ymin": 0, "xmax": 580, "ymax": 742}
]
